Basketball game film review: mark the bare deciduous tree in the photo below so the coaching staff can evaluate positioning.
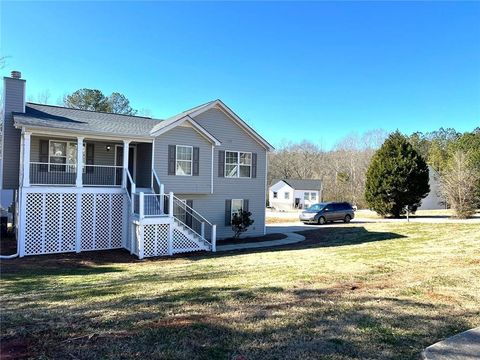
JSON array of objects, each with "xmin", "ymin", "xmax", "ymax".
[
  {"xmin": 28, "ymin": 90, "xmax": 51, "ymax": 104},
  {"xmin": 268, "ymin": 130, "xmax": 387, "ymax": 208},
  {"xmin": 440, "ymin": 151, "xmax": 479, "ymax": 218}
]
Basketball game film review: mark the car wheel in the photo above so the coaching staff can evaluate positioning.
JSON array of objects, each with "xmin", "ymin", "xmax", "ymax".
[
  {"xmin": 344, "ymin": 214, "xmax": 351, "ymax": 223},
  {"xmin": 318, "ymin": 216, "xmax": 326, "ymax": 225}
]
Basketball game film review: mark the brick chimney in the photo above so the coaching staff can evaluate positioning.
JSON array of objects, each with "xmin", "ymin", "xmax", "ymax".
[{"xmin": 1, "ymin": 71, "xmax": 26, "ymax": 189}]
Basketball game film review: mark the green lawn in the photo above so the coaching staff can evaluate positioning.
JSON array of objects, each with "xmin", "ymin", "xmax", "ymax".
[{"xmin": 1, "ymin": 223, "xmax": 479, "ymax": 359}]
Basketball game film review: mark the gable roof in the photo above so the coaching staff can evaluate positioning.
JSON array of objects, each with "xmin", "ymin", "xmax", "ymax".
[
  {"xmin": 151, "ymin": 99, "xmax": 274, "ymax": 151},
  {"xmin": 13, "ymin": 100, "xmax": 273, "ymax": 150},
  {"xmin": 271, "ymin": 179, "xmax": 322, "ymax": 190},
  {"xmin": 14, "ymin": 103, "xmax": 161, "ymax": 138},
  {"xmin": 150, "ymin": 114, "xmax": 221, "ymax": 145}
]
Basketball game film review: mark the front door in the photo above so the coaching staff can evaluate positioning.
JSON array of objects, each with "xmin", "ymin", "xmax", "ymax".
[{"xmin": 115, "ymin": 146, "xmax": 136, "ymax": 185}]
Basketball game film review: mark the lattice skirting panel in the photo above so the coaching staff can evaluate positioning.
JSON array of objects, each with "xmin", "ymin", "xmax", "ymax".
[
  {"xmin": 172, "ymin": 228, "xmax": 207, "ymax": 254},
  {"xmin": 131, "ymin": 220, "xmax": 209, "ymax": 258},
  {"xmin": 22, "ymin": 190, "xmax": 127, "ymax": 256},
  {"xmin": 143, "ymin": 224, "xmax": 170, "ymax": 257}
]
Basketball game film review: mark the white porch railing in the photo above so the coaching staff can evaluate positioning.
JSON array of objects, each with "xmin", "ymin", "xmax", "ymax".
[
  {"xmin": 29, "ymin": 162, "xmax": 123, "ymax": 186},
  {"xmin": 83, "ymin": 165, "xmax": 123, "ymax": 186},
  {"xmin": 30, "ymin": 162, "xmax": 77, "ymax": 185}
]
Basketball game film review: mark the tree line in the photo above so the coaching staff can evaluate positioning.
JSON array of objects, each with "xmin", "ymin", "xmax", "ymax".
[
  {"xmin": 268, "ymin": 127, "xmax": 480, "ymax": 217},
  {"xmin": 268, "ymin": 129, "xmax": 388, "ymax": 209}
]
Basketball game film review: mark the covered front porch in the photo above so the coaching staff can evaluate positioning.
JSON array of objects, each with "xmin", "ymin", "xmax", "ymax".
[{"xmin": 22, "ymin": 132, "xmax": 153, "ymax": 188}]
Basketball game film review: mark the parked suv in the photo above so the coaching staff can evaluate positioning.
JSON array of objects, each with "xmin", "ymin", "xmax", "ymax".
[{"xmin": 299, "ymin": 202, "xmax": 355, "ymax": 225}]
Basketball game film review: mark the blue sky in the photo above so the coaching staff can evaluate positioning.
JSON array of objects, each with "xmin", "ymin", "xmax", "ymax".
[{"xmin": 1, "ymin": 1, "xmax": 479, "ymax": 150}]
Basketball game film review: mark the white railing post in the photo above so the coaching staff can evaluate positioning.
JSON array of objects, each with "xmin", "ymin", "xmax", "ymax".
[
  {"xmin": 22, "ymin": 131, "xmax": 31, "ymax": 187},
  {"xmin": 138, "ymin": 225, "xmax": 144, "ymax": 259},
  {"xmin": 211, "ymin": 225, "xmax": 216, "ymax": 252},
  {"xmin": 168, "ymin": 192, "xmax": 174, "ymax": 218},
  {"xmin": 131, "ymin": 192, "xmax": 135, "ymax": 214},
  {"xmin": 139, "ymin": 192, "xmax": 145, "ymax": 219},
  {"xmin": 76, "ymin": 136, "xmax": 84, "ymax": 187},
  {"xmin": 76, "ymin": 192, "xmax": 82, "ymax": 253},
  {"xmin": 201, "ymin": 222, "xmax": 205, "ymax": 238},
  {"xmin": 167, "ymin": 191, "xmax": 174, "ymax": 256},
  {"xmin": 160, "ymin": 184, "xmax": 165, "ymax": 213},
  {"xmin": 122, "ymin": 140, "xmax": 131, "ymax": 188}
]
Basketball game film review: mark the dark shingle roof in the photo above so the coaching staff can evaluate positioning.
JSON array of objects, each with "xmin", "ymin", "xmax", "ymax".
[
  {"xmin": 150, "ymin": 100, "xmax": 216, "ymax": 134},
  {"xmin": 13, "ymin": 103, "xmax": 163, "ymax": 137},
  {"xmin": 271, "ymin": 179, "xmax": 322, "ymax": 190}
]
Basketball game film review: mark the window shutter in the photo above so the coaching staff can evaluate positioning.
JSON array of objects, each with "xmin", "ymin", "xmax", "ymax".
[
  {"xmin": 251, "ymin": 153, "xmax": 257, "ymax": 178},
  {"xmin": 39, "ymin": 140, "xmax": 49, "ymax": 172},
  {"xmin": 192, "ymin": 147, "xmax": 199, "ymax": 176},
  {"xmin": 186, "ymin": 200, "xmax": 193, "ymax": 227},
  {"xmin": 168, "ymin": 145, "xmax": 176, "ymax": 175},
  {"xmin": 225, "ymin": 199, "xmax": 232, "ymax": 226},
  {"xmin": 218, "ymin": 150, "xmax": 225, "ymax": 177},
  {"xmin": 243, "ymin": 199, "xmax": 249, "ymax": 213},
  {"xmin": 86, "ymin": 143, "xmax": 94, "ymax": 174}
]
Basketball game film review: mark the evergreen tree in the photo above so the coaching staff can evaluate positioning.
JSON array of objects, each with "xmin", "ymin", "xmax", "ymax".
[
  {"xmin": 64, "ymin": 89, "xmax": 137, "ymax": 115},
  {"xmin": 365, "ymin": 131, "xmax": 430, "ymax": 217}
]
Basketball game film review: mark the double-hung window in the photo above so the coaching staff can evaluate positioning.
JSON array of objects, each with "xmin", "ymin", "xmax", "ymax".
[
  {"xmin": 176, "ymin": 145, "xmax": 193, "ymax": 176},
  {"xmin": 49, "ymin": 140, "xmax": 84, "ymax": 172},
  {"xmin": 304, "ymin": 192, "xmax": 309, "ymax": 201},
  {"xmin": 225, "ymin": 151, "xmax": 252, "ymax": 178},
  {"xmin": 284, "ymin": 192, "xmax": 290, "ymax": 200},
  {"xmin": 311, "ymin": 192, "xmax": 317, "ymax": 201},
  {"xmin": 273, "ymin": 192, "xmax": 278, "ymax": 198},
  {"xmin": 231, "ymin": 199, "xmax": 244, "ymax": 220}
]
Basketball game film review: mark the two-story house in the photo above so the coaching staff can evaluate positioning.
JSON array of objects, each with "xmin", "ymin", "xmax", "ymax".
[{"xmin": 1, "ymin": 71, "xmax": 273, "ymax": 258}]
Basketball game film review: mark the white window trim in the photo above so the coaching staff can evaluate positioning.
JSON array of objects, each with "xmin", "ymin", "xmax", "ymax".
[
  {"xmin": 273, "ymin": 192, "xmax": 278, "ymax": 198},
  {"xmin": 231, "ymin": 199, "xmax": 244, "ymax": 221},
  {"xmin": 311, "ymin": 192, "xmax": 317, "ymax": 201},
  {"xmin": 175, "ymin": 145, "xmax": 193, "ymax": 176},
  {"xmin": 284, "ymin": 192, "xmax": 290, "ymax": 200},
  {"xmin": 48, "ymin": 140, "xmax": 84, "ymax": 173},
  {"xmin": 225, "ymin": 150, "xmax": 252, "ymax": 179}
]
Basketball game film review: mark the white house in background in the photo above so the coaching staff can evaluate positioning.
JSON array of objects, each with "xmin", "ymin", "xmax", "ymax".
[
  {"xmin": 419, "ymin": 165, "xmax": 445, "ymax": 210},
  {"xmin": 269, "ymin": 179, "xmax": 322, "ymax": 211}
]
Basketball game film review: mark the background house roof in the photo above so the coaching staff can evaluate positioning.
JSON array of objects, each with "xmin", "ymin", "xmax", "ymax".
[
  {"xmin": 14, "ymin": 103, "xmax": 162, "ymax": 137},
  {"xmin": 271, "ymin": 179, "xmax": 322, "ymax": 190}
]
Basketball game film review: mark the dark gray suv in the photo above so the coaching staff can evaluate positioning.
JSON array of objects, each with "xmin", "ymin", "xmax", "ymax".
[{"xmin": 299, "ymin": 202, "xmax": 355, "ymax": 225}]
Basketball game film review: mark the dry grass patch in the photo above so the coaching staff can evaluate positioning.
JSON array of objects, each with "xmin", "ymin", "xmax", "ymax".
[{"xmin": 1, "ymin": 222, "xmax": 479, "ymax": 359}]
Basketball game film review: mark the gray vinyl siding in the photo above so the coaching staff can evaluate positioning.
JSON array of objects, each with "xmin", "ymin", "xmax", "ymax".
[
  {"xmin": 2, "ymin": 77, "xmax": 25, "ymax": 189},
  {"xmin": 176, "ymin": 108, "xmax": 267, "ymax": 239},
  {"xmin": 153, "ymin": 126, "xmax": 211, "ymax": 194}
]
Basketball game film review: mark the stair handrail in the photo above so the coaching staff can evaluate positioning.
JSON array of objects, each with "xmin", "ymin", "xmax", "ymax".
[
  {"xmin": 172, "ymin": 215, "xmax": 212, "ymax": 247},
  {"xmin": 166, "ymin": 193, "xmax": 216, "ymax": 250},
  {"xmin": 171, "ymin": 194, "xmax": 214, "ymax": 227},
  {"xmin": 125, "ymin": 168, "xmax": 136, "ymax": 200},
  {"xmin": 152, "ymin": 168, "xmax": 162, "ymax": 194}
]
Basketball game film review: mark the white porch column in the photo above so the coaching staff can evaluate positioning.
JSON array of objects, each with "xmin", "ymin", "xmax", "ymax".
[
  {"xmin": 122, "ymin": 140, "xmax": 131, "ymax": 188},
  {"xmin": 76, "ymin": 136, "xmax": 84, "ymax": 187},
  {"xmin": 211, "ymin": 225, "xmax": 217, "ymax": 252},
  {"xmin": 22, "ymin": 131, "xmax": 31, "ymax": 187}
]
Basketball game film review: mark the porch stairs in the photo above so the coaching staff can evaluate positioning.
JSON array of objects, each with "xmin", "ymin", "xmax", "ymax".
[{"xmin": 125, "ymin": 169, "xmax": 216, "ymax": 259}]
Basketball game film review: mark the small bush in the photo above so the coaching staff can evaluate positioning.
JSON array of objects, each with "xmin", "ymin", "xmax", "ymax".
[{"xmin": 231, "ymin": 210, "xmax": 254, "ymax": 239}]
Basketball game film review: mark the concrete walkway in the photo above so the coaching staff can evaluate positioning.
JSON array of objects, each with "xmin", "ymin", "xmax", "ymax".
[
  {"xmin": 216, "ymin": 232, "xmax": 305, "ymax": 252},
  {"xmin": 422, "ymin": 327, "xmax": 480, "ymax": 360}
]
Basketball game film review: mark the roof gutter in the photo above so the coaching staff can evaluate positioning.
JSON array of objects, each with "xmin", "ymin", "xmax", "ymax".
[{"xmin": 13, "ymin": 124, "xmax": 154, "ymax": 142}]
